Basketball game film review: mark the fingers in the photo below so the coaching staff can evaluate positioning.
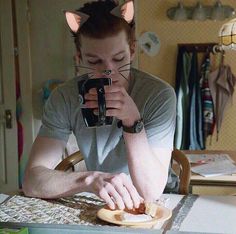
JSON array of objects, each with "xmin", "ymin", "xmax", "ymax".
[
  {"xmin": 104, "ymin": 85, "xmax": 126, "ymax": 94},
  {"xmin": 108, "ymin": 173, "xmax": 143, "ymax": 210},
  {"xmin": 110, "ymin": 177, "xmax": 134, "ymax": 210},
  {"xmin": 85, "ymin": 90, "xmax": 124, "ymax": 102},
  {"xmin": 84, "ymin": 93, "xmax": 97, "ymax": 101},
  {"xmin": 86, "ymin": 101, "xmax": 123, "ymax": 110},
  {"xmin": 84, "ymin": 85, "xmax": 127, "ymax": 112},
  {"xmin": 125, "ymin": 183, "xmax": 144, "ymax": 208},
  {"xmin": 99, "ymin": 188, "xmax": 116, "ymax": 210},
  {"xmin": 84, "ymin": 84, "xmax": 138, "ymax": 122},
  {"xmin": 84, "ymin": 91, "xmax": 124, "ymax": 111},
  {"xmin": 118, "ymin": 173, "xmax": 143, "ymax": 209},
  {"xmin": 84, "ymin": 90, "xmax": 124, "ymax": 109},
  {"xmin": 87, "ymin": 85, "xmax": 126, "ymax": 95},
  {"xmin": 99, "ymin": 183, "xmax": 126, "ymax": 210},
  {"xmin": 95, "ymin": 173, "xmax": 143, "ymax": 210},
  {"xmin": 105, "ymin": 92, "xmax": 124, "ymax": 101}
]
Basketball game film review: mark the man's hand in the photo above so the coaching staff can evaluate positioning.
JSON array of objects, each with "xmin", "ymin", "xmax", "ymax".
[
  {"xmin": 85, "ymin": 85, "xmax": 140, "ymax": 126},
  {"xmin": 86, "ymin": 172, "xmax": 143, "ymax": 210}
]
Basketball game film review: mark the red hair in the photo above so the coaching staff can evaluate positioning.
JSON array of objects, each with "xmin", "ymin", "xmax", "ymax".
[{"xmin": 71, "ymin": 0, "xmax": 135, "ymax": 51}]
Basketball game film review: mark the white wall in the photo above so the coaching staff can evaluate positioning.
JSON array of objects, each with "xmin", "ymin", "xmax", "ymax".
[{"xmin": 28, "ymin": 0, "xmax": 89, "ymax": 135}]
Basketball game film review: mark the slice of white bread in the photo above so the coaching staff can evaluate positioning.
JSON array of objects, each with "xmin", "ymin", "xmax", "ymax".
[
  {"xmin": 121, "ymin": 202, "xmax": 159, "ymax": 222},
  {"xmin": 121, "ymin": 212, "xmax": 152, "ymax": 222},
  {"xmin": 144, "ymin": 202, "xmax": 159, "ymax": 217}
]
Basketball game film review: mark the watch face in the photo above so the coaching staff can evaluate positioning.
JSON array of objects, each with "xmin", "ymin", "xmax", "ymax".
[{"xmin": 135, "ymin": 121, "xmax": 143, "ymax": 133}]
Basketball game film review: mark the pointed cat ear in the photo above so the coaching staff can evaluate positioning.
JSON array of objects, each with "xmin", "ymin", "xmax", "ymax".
[
  {"xmin": 63, "ymin": 11, "xmax": 90, "ymax": 33},
  {"xmin": 110, "ymin": 0, "xmax": 134, "ymax": 24}
]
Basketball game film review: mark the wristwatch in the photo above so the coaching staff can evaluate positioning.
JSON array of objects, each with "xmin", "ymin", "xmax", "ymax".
[{"xmin": 122, "ymin": 119, "xmax": 144, "ymax": 133}]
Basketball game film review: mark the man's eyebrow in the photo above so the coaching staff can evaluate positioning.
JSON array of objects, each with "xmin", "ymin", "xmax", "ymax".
[
  {"xmin": 113, "ymin": 51, "xmax": 125, "ymax": 56},
  {"xmin": 84, "ymin": 51, "xmax": 125, "ymax": 58},
  {"xmin": 84, "ymin": 53, "xmax": 98, "ymax": 58}
]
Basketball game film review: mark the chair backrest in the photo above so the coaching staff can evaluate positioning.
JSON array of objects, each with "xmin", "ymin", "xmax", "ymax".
[
  {"xmin": 55, "ymin": 149, "xmax": 191, "ymax": 194},
  {"xmin": 171, "ymin": 149, "xmax": 191, "ymax": 195},
  {"xmin": 55, "ymin": 151, "xmax": 84, "ymax": 171}
]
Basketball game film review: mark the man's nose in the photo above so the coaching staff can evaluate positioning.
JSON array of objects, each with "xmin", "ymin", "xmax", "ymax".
[
  {"xmin": 102, "ymin": 69, "xmax": 112, "ymax": 76},
  {"xmin": 100, "ymin": 62, "xmax": 115, "ymax": 76}
]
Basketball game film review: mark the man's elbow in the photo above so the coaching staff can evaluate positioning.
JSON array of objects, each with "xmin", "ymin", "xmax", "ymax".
[
  {"xmin": 143, "ymin": 181, "xmax": 167, "ymax": 201},
  {"xmin": 22, "ymin": 184, "xmax": 30, "ymax": 198},
  {"xmin": 22, "ymin": 175, "xmax": 34, "ymax": 197},
  {"xmin": 22, "ymin": 169, "xmax": 39, "ymax": 197},
  {"xmin": 141, "ymin": 173, "xmax": 168, "ymax": 201}
]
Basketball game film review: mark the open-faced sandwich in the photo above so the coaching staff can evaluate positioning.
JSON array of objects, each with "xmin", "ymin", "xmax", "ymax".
[{"xmin": 121, "ymin": 202, "xmax": 159, "ymax": 222}]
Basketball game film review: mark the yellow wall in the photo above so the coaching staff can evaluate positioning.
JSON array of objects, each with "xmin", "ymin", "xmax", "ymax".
[{"xmin": 137, "ymin": 0, "xmax": 236, "ymax": 150}]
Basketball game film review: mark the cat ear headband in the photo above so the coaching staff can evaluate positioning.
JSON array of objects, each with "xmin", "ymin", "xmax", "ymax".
[{"xmin": 64, "ymin": 0, "xmax": 134, "ymax": 33}]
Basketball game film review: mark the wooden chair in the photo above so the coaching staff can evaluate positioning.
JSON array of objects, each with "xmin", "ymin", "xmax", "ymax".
[
  {"xmin": 171, "ymin": 149, "xmax": 191, "ymax": 195},
  {"xmin": 55, "ymin": 150, "xmax": 84, "ymax": 171},
  {"xmin": 55, "ymin": 149, "xmax": 191, "ymax": 195}
]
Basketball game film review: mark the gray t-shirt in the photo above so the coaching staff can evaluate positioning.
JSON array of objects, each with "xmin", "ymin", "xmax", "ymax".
[{"xmin": 38, "ymin": 68, "xmax": 179, "ymax": 193}]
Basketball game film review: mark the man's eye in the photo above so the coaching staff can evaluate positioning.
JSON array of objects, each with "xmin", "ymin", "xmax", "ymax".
[
  {"xmin": 88, "ymin": 60, "xmax": 101, "ymax": 65},
  {"xmin": 113, "ymin": 57, "xmax": 125, "ymax": 62}
]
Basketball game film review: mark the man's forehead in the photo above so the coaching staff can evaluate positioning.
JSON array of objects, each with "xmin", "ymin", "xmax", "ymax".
[
  {"xmin": 80, "ymin": 30, "xmax": 128, "ymax": 45},
  {"xmin": 80, "ymin": 32, "xmax": 129, "ymax": 56}
]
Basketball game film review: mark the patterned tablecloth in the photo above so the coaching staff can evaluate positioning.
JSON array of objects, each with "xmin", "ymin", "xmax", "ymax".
[{"xmin": 0, "ymin": 193, "xmax": 110, "ymax": 226}]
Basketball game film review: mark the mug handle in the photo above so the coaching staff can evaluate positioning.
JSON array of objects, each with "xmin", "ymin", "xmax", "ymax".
[{"xmin": 96, "ymin": 86, "xmax": 106, "ymax": 125}]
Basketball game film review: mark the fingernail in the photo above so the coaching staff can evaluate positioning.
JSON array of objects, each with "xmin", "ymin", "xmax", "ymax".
[{"xmin": 127, "ymin": 203, "xmax": 133, "ymax": 210}]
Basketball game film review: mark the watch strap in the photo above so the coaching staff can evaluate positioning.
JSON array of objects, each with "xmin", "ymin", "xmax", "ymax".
[{"xmin": 117, "ymin": 119, "xmax": 144, "ymax": 133}]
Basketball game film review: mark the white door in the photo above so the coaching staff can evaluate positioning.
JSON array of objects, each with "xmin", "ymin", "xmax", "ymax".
[{"xmin": 0, "ymin": 0, "xmax": 18, "ymax": 193}]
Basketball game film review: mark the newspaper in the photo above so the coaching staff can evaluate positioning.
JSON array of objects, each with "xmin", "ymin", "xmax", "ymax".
[
  {"xmin": 186, "ymin": 153, "xmax": 233, "ymax": 164},
  {"xmin": 187, "ymin": 154, "xmax": 236, "ymax": 177}
]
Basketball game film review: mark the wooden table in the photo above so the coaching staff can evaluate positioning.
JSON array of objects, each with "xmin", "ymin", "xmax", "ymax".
[{"xmin": 183, "ymin": 150, "xmax": 236, "ymax": 195}]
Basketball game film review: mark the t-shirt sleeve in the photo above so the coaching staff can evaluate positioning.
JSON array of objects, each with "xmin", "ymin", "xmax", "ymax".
[
  {"xmin": 38, "ymin": 88, "xmax": 72, "ymax": 142},
  {"xmin": 143, "ymin": 87, "xmax": 176, "ymax": 149}
]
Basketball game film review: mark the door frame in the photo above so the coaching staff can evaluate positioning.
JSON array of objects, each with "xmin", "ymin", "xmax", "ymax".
[
  {"xmin": 0, "ymin": 0, "xmax": 18, "ymax": 192},
  {"xmin": 14, "ymin": 0, "xmax": 34, "ymax": 182}
]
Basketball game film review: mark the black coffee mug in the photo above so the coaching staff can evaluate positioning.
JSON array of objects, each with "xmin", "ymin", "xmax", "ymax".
[{"xmin": 78, "ymin": 78, "xmax": 113, "ymax": 127}]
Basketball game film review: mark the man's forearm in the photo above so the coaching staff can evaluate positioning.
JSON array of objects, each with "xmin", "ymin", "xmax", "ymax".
[
  {"xmin": 22, "ymin": 166, "xmax": 94, "ymax": 198},
  {"xmin": 123, "ymin": 130, "xmax": 170, "ymax": 201}
]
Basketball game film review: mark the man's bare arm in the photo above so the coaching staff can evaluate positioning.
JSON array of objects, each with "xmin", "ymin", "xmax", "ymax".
[
  {"xmin": 22, "ymin": 136, "xmax": 92, "ymax": 198},
  {"xmin": 123, "ymin": 130, "xmax": 171, "ymax": 201},
  {"xmin": 23, "ymin": 136, "xmax": 142, "ymax": 209}
]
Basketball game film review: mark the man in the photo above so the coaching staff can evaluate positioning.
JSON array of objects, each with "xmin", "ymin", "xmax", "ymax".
[{"xmin": 23, "ymin": 0, "xmax": 178, "ymax": 210}]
